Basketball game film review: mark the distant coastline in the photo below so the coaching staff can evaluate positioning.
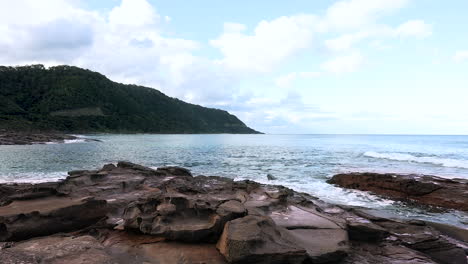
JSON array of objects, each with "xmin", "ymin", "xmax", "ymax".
[{"xmin": 0, "ymin": 65, "xmax": 260, "ymax": 134}]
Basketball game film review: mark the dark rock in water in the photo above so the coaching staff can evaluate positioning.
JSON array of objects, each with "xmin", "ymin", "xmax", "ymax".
[
  {"xmin": 328, "ymin": 172, "xmax": 468, "ymax": 211},
  {"xmin": 216, "ymin": 215, "xmax": 306, "ymax": 264},
  {"xmin": 0, "ymin": 130, "xmax": 79, "ymax": 145},
  {"xmin": 267, "ymin": 173, "xmax": 276, "ymax": 180},
  {"xmin": 0, "ymin": 162, "xmax": 466, "ymax": 264}
]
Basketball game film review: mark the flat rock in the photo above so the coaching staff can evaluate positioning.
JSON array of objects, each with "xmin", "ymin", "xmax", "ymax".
[
  {"xmin": 101, "ymin": 230, "xmax": 227, "ymax": 264},
  {"xmin": 0, "ymin": 235, "xmax": 115, "ymax": 264},
  {"xmin": 216, "ymin": 215, "xmax": 306, "ymax": 264},
  {"xmin": 0, "ymin": 197, "xmax": 107, "ymax": 241},
  {"xmin": 285, "ymin": 229, "xmax": 349, "ymax": 263},
  {"xmin": 344, "ymin": 243, "xmax": 439, "ymax": 264},
  {"xmin": 377, "ymin": 220, "xmax": 467, "ymax": 264},
  {"xmin": 346, "ymin": 217, "xmax": 389, "ymax": 242},
  {"xmin": 269, "ymin": 205, "xmax": 341, "ymax": 230}
]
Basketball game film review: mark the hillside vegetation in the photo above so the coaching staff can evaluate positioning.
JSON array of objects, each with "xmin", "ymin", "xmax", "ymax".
[{"xmin": 0, "ymin": 65, "xmax": 259, "ymax": 133}]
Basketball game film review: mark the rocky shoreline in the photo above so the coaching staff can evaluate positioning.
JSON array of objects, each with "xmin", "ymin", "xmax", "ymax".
[
  {"xmin": 0, "ymin": 162, "xmax": 467, "ymax": 263},
  {"xmin": 0, "ymin": 130, "xmax": 80, "ymax": 145},
  {"xmin": 328, "ymin": 172, "xmax": 468, "ymax": 212}
]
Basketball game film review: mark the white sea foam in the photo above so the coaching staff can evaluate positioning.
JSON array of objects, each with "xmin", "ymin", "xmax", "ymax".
[
  {"xmin": 0, "ymin": 172, "xmax": 67, "ymax": 183},
  {"xmin": 64, "ymin": 139, "xmax": 87, "ymax": 144},
  {"xmin": 364, "ymin": 151, "xmax": 468, "ymax": 169}
]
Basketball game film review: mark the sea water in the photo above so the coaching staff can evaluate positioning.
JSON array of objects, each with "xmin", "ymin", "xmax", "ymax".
[{"xmin": 1, "ymin": 134, "xmax": 467, "ymax": 226}]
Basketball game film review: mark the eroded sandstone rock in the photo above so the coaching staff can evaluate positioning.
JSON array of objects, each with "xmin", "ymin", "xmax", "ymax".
[{"xmin": 0, "ymin": 162, "xmax": 466, "ymax": 264}]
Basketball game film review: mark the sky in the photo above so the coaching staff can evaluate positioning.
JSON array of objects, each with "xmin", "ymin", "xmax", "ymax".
[{"xmin": 1, "ymin": 0, "xmax": 467, "ymax": 134}]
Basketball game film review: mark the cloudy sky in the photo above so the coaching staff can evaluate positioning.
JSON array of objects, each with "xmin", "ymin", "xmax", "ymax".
[{"xmin": 1, "ymin": 0, "xmax": 467, "ymax": 134}]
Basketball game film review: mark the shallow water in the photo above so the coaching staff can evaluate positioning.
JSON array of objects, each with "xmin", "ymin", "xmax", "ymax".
[{"xmin": 1, "ymin": 134, "xmax": 467, "ymax": 226}]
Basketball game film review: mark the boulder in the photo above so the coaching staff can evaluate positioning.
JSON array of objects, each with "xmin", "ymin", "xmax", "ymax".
[
  {"xmin": 267, "ymin": 173, "xmax": 277, "ymax": 180},
  {"xmin": 216, "ymin": 215, "xmax": 306, "ymax": 264}
]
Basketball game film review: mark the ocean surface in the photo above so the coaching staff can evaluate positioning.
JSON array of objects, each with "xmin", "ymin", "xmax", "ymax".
[{"xmin": 1, "ymin": 134, "xmax": 467, "ymax": 226}]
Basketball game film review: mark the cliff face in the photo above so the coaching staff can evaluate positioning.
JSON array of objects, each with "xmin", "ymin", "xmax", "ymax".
[{"xmin": 0, "ymin": 65, "xmax": 260, "ymax": 134}]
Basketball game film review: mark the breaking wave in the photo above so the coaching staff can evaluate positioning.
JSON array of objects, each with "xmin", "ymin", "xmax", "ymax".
[{"xmin": 364, "ymin": 151, "xmax": 468, "ymax": 169}]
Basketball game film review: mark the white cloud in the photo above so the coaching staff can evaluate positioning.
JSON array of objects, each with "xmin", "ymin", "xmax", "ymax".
[
  {"xmin": 210, "ymin": 15, "xmax": 317, "ymax": 73},
  {"xmin": 0, "ymin": 0, "xmax": 447, "ymax": 134},
  {"xmin": 321, "ymin": 52, "xmax": 364, "ymax": 74},
  {"xmin": 395, "ymin": 20, "xmax": 432, "ymax": 38},
  {"xmin": 322, "ymin": 0, "xmax": 410, "ymax": 31},
  {"xmin": 325, "ymin": 32, "xmax": 370, "ymax": 52},
  {"xmin": 454, "ymin": 50, "xmax": 468, "ymax": 62},
  {"xmin": 109, "ymin": 0, "xmax": 159, "ymax": 28},
  {"xmin": 275, "ymin": 71, "xmax": 321, "ymax": 88}
]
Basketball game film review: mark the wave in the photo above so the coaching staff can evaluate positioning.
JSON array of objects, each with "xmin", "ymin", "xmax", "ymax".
[
  {"xmin": 64, "ymin": 139, "xmax": 87, "ymax": 144},
  {"xmin": 45, "ymin": 139, "xmax": 87, "ymax": 144},
  {"xmin": 364, "ymin": 151, "xmax": 468, "ymax": 169}
]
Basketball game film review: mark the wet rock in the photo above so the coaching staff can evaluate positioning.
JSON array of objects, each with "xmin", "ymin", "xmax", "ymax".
[
  {"xmin": 267, "ymin": 173, "xmax": 277, "ymax": 180},
  {"xmin": 328, "ymin": 172, "xmax": 468, "ymax": 211},
  {"xmin": 216, "ymin": 215, "xmax": 306, "ymax": 264}
]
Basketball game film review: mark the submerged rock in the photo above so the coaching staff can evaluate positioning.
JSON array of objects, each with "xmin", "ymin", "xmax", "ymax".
[
  {"xmin": 328, "ymin": 172, "xmax": 468, "ymax": 211},
  {"xmin": 267, "ymin": 173, "xmax": 277, "ymax": 180}
]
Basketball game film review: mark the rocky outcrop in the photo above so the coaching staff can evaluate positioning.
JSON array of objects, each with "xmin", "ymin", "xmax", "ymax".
[
  {"xmin": 0, "ymin": 130, "xmax": 80, "ymax": 145},
  {"xmin": 328, "ymin": 172, "xmax": 468, "ymax": 211},
  {"xmin": 0, "ymin": 163, "xmax": 467, "ymax": 264}
]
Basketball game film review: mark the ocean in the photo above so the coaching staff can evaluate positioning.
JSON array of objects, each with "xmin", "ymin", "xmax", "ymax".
[{"xmin": 1, "ymin": 134, "xmax": 467, "ymax": 226}]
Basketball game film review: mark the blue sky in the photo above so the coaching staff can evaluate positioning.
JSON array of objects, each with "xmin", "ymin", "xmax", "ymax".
[{"xmin": 1, "ymin": 0, "xmax": 468, "ymax": 134}]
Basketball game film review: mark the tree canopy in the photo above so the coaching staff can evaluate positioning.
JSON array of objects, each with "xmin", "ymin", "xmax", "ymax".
[{"xmin": 0, "ymin": 65, "xmax": 259, "ymax": 133}]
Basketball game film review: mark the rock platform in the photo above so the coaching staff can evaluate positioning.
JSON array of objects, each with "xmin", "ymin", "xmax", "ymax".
[{"xmin": 0, "ymin": 162, "xmax": 467, "ymax": 263}]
